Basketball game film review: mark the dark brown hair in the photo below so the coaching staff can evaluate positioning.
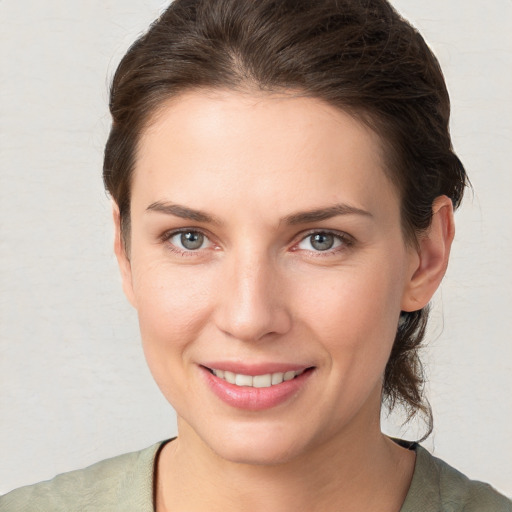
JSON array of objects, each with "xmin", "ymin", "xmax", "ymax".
[{"xmin": 103, "ymin": 0, "xmax": 467, "ymax": 436}]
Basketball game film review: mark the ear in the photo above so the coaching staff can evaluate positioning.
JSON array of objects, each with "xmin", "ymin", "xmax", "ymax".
[
  {"xmin": 401, "ymin": 195, "xmax": 455, "ymax": 312},
  {"xmin": 112, "ymin": 202, "xmax": 136, "ymax": 308}
]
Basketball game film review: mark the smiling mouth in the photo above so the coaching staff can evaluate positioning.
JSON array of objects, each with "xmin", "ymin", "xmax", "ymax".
[{"xmin": 205, "ymin": 367, "xmax": 313, "ymax": 388}]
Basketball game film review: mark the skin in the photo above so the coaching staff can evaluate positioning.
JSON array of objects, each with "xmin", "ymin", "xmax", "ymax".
[{"xmin": 114, "ymin": 89, "xmax": 454, "ymax": 511}]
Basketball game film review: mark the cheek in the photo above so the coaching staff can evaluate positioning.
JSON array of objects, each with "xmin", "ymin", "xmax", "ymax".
[
  {"xmin": 130, "ymin": 261, "xmax": 219, "ymax": 409},
  {"xmin": 131, "ymin": 259, "xmax": 214, "ymax": 358},
  {"xmin": 294, "ymin": 260, "xmax": 404, "ymax": 364}
]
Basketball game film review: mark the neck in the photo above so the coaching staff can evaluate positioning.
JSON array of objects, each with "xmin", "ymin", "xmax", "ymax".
[{"xmin": 155, "ymin": 416, "xmax": 415, "ymax": 512}]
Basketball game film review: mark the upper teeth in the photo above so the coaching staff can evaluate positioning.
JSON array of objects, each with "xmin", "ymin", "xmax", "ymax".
[{"xmin": 212, "ymin": 369, "xmax": 305, "ymax": 388}]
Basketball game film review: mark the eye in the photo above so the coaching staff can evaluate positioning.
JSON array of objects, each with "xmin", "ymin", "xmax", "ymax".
[
  {"xmin": 168, "ymin": 230, "xmax": 212, "ymax": 251},
  {"xmin": 296, "ymin": 231, "xmax": 347, "ymax": 252}
]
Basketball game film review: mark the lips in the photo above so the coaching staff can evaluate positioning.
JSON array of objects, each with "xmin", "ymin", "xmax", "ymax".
[{"xmin": 201, "ymin": 363, "xmax": 314, "ymax": 411}]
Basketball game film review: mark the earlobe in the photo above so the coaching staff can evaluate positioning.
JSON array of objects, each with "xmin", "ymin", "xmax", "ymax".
[
  {"xmin": 112, "ymin": 202, "xmax": 136, "ymax": 308},
  {"xmin": 401, "ymin": 195, "xmax": 455, "ymax": 312}
]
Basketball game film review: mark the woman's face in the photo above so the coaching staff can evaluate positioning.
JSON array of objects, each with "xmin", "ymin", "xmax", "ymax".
[{"xmin": 117, "ymin": 90, "xmax": 423, "ymax": 464}]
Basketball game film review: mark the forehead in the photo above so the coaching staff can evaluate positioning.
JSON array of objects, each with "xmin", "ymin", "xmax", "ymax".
[{"xmin": 132, "ymin": 89, "xmax": 399, "ymax": 223}]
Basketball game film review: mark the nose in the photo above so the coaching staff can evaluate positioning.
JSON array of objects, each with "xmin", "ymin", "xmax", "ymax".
[{"xmin": 214, "ymin": 252, "xmax": 292, "ymax": 342}]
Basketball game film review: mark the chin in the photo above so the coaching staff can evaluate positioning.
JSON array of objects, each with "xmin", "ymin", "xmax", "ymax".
[
  {"xmin": 193, "ymin": 419, "xmax": 311, "ymax": 466},
  {"xmin": 213, "ymin": 436, "xmax": 302, "ymax": 466}
]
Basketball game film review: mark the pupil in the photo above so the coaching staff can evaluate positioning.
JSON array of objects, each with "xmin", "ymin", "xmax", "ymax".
[
  {"xmin": 311, "ymin": 233, "xmax": 334, "ymax": 251},
  {"xmin": 181, "ymin": 232, "xmax": 204, "ymax": 250}
]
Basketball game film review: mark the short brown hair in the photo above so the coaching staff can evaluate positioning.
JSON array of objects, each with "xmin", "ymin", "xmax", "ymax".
[{"xmin": 103, "ymin": 0, "xmax": 467, "ymax": 436}]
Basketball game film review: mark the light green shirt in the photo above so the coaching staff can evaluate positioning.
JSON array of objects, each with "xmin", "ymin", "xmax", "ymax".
[{"xmin": 1, "ymin": 440, "xmax": 510, "ymax": 511}]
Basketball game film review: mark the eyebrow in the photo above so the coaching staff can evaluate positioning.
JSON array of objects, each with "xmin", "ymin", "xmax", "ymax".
[
  {"xmin": 146, "ymin": 201, "xmax": 372, "ymax": 226},
  {"xmin": 146, "ymin": 201, "xmax": 222, "ymax": 225},
  {"xmin": 283, "ymin": 204, "xmax": 372, "ymax": 225}
]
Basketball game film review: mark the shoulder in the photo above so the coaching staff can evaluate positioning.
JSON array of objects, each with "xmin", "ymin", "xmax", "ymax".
[
  {"xmin": 0, "ymin": 441, "xmax": 166, "ymax": 512},
  {"xmin": 401, "ymin": 443, "xmax": 512, "ymax": 512}
]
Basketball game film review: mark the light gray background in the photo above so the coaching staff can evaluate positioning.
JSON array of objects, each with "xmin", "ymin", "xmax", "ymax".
[{"xmin": 1, "ymin": 0, "xmax": 511, "ymax": 497}]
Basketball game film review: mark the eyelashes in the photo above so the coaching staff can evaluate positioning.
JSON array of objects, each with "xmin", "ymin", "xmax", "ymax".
[
  {"xmin": 160, "ymin": 228, "xmax": 215, "ymax": 257},
  {"xmin": 294, "ymin": 231, "xmax": 353, "ymax": 253},
  {"xmin": 160, "ymin": 228, "xmax": 354, "ymax": 258},
  {"xmin": 168, "ymin": 230, "xmax": 212, "ymax": 251}
]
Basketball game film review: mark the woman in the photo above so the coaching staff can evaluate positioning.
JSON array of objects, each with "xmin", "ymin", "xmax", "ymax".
[{"xmin": 1, "ymin": 0, "xmax": 510, "ymax": 510}]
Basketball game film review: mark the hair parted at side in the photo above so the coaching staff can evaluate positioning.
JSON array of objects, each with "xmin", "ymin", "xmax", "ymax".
[{"xmin": 103, "ymin": 0, "xmax": 467, "ymax": 438}]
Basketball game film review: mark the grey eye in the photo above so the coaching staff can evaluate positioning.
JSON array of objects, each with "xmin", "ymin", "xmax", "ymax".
[
  {"xmin": 310, "ymin": 233, "xmax": 335, "ymax": 251},
  {"xmin": 179, "ymin": 231, "xmax": 205, "ymax": 250},
  {"xmin": 297, "ymin": 232, "xmax": 344, "ymax": 252}
]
